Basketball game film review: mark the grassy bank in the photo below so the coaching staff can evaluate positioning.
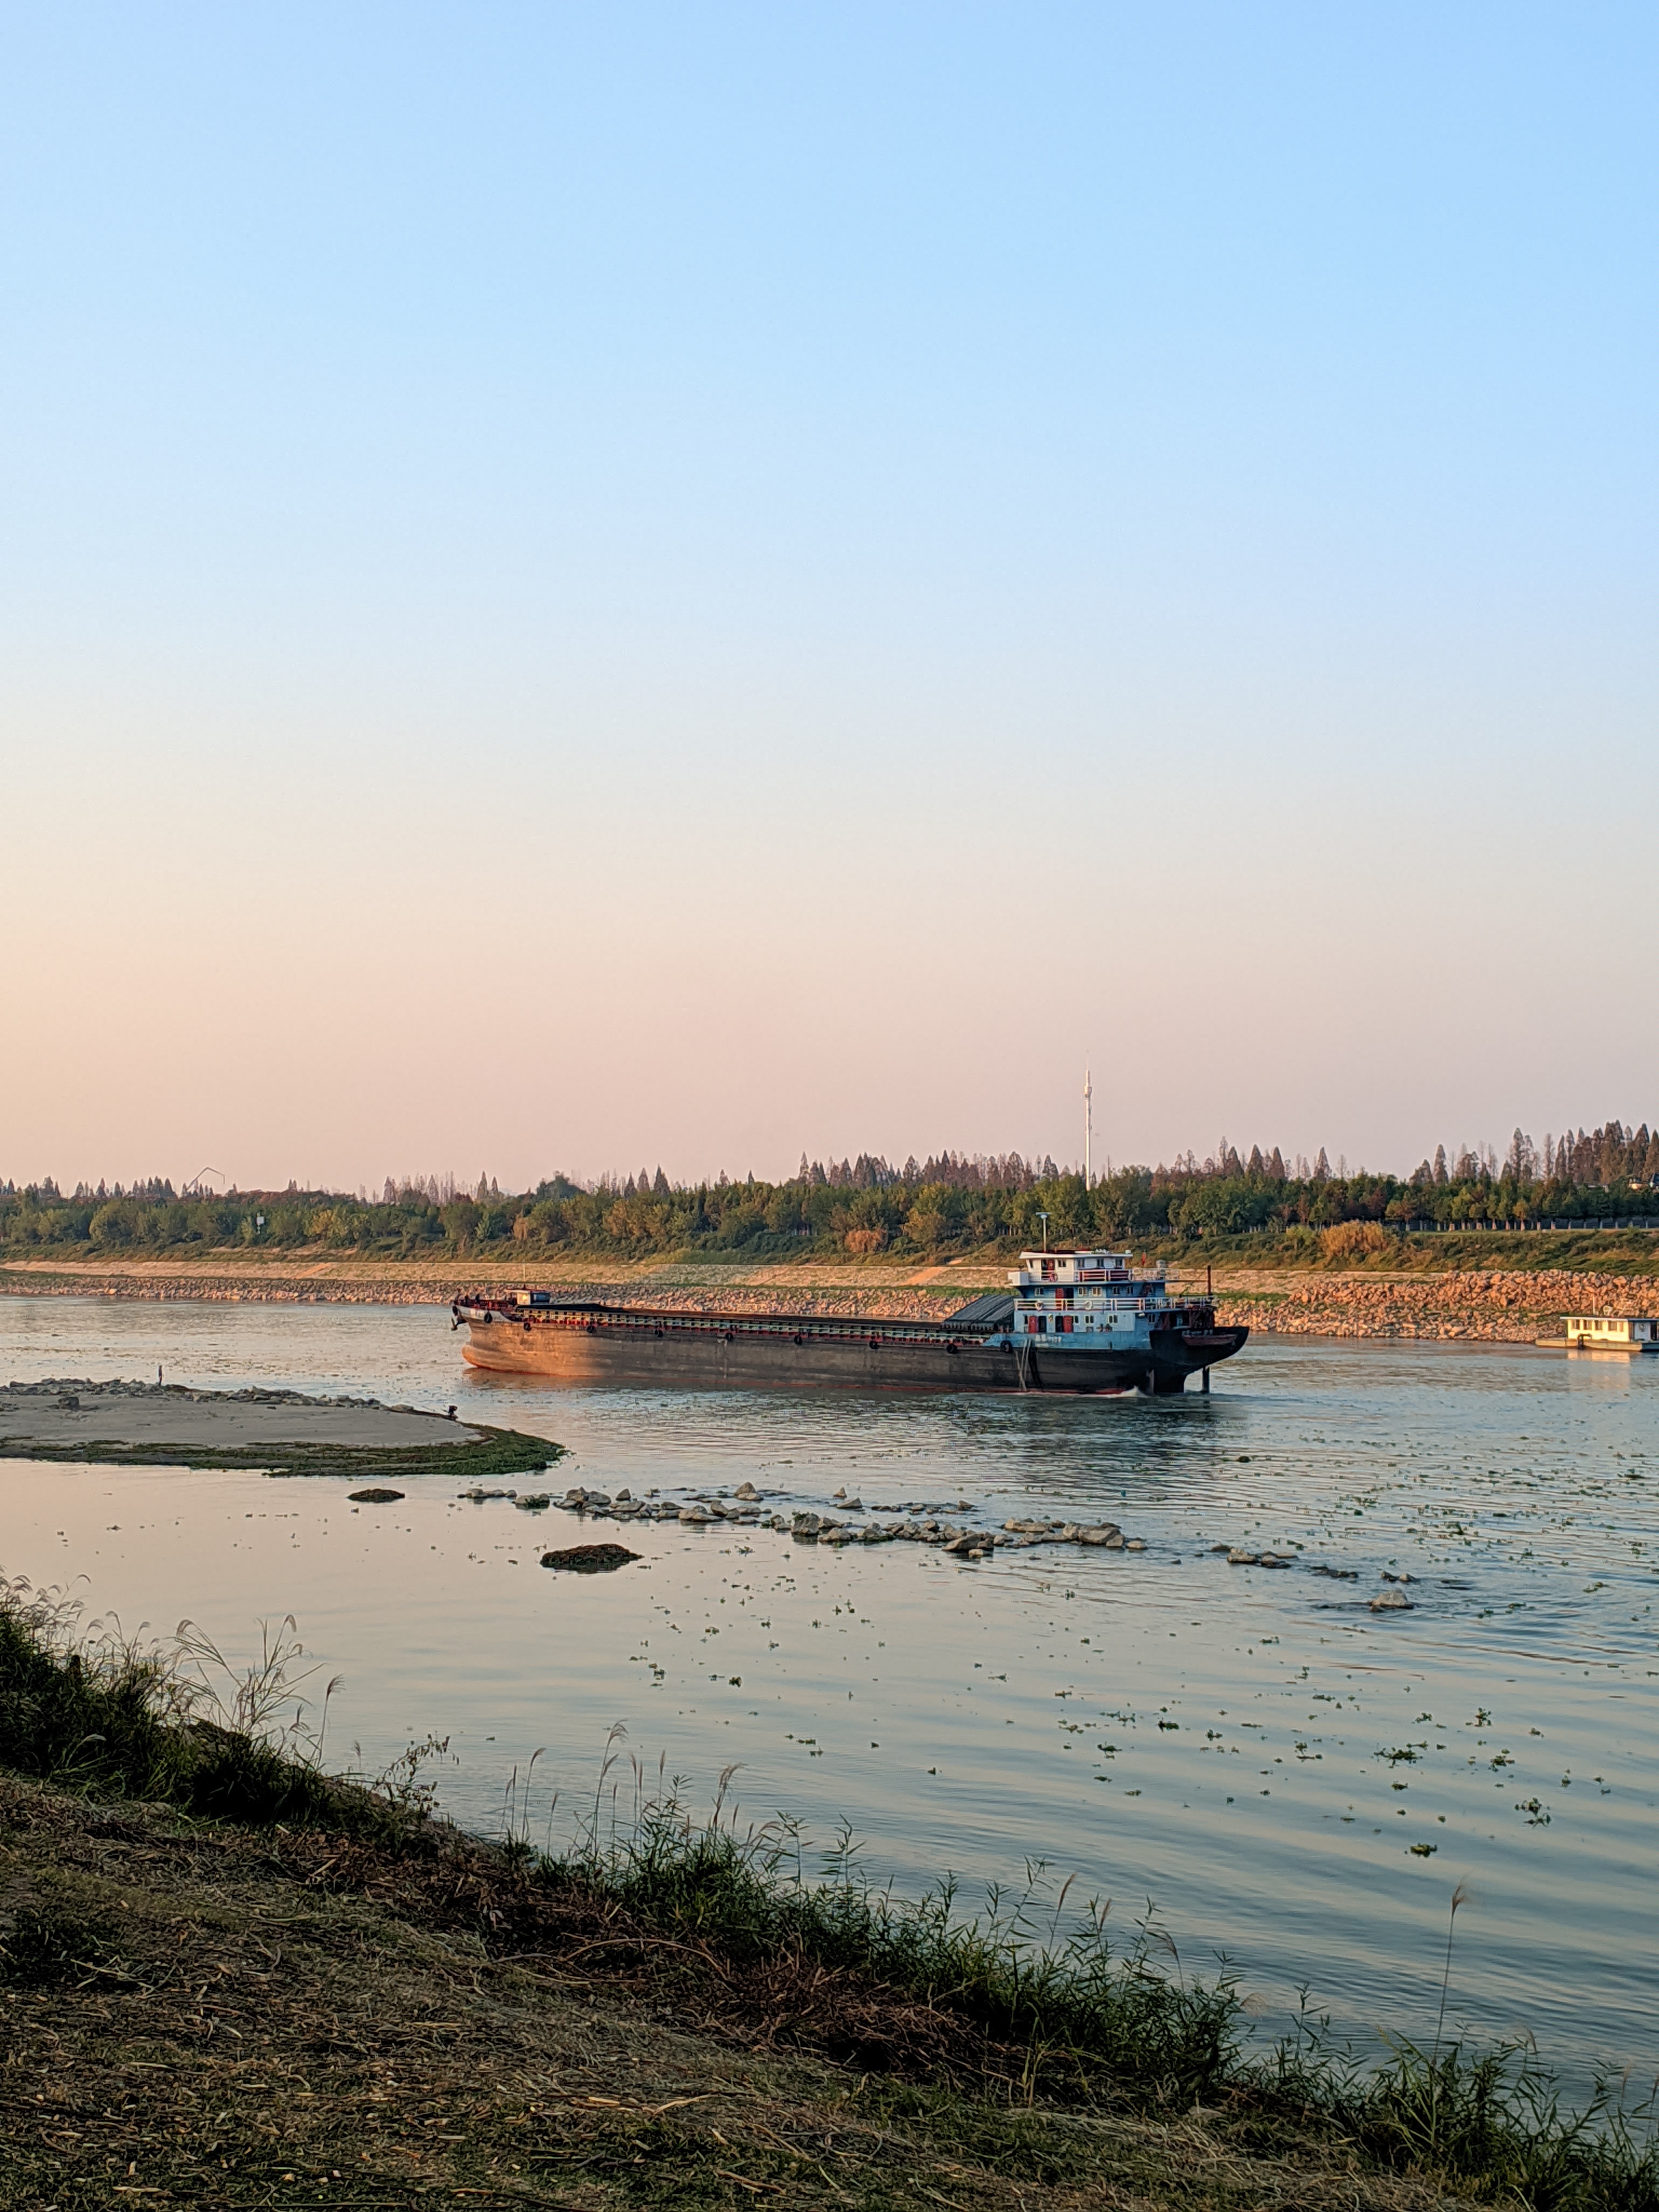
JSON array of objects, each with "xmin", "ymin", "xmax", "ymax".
[{"xmin": 2, "ymin": 1584, "xmax": 1654, "ymax": 2209}]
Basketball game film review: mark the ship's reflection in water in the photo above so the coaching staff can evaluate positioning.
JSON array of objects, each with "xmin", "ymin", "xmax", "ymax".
[{"xmin": 1, "ymin": 1296, "xmax": 1654, "ymax": 2094}]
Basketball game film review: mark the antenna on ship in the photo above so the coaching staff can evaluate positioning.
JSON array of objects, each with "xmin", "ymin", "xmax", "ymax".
[{"xmin": 1083, "ymin": 1064, "xmax": 1093, "ymax": 1188}]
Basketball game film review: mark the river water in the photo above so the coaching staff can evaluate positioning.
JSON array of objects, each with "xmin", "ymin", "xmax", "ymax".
[{"xmin": 1, "ymin": 1296, "xmax": 1654, "ymax": 2090}]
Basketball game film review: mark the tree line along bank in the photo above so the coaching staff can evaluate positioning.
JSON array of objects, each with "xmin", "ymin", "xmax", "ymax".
[{"xmin": 4, "ymin": 1118, "xmax": 1658, "ymax": 1261}]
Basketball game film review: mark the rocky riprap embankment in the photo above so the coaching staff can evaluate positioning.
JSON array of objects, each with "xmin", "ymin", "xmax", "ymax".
[
  {"xmin": 15, "ymin": 1260, "xmax": 1649, "ymax": 1342},
  {"xmin": 0, "ymin": 1272, "xmax": 971, "ymax": 1321},
  {"xmin": 1213, "ymin": 1268, "xmax": 1658, "ymax": 1343}
]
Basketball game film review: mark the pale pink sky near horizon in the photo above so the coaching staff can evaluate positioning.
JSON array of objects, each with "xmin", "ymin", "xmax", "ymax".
[{"xmin": 4, "ymin": 6, "xmax": 1655, "ymax": 1195}]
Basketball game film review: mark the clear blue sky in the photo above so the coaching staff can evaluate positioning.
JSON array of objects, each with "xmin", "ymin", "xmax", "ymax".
[{"xmin": 3, "ymin": 3, "xmax": 1654, "ymax": 1189}]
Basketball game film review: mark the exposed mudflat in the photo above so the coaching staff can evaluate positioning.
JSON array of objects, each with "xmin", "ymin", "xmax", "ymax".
[
  {"xmin": 0, "ymin": 1376, "xmax": 561, "ymax": 1482},
  {"xmin": 0, "ymin": 1377, "xmax": 482, "ymax": 1455}
]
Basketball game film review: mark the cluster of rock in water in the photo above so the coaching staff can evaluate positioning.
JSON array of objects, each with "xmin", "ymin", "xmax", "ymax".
[
  {"xmin": 451, "ymin": 1481, "xmax": 1416, "ymax": 1609},
  {"xmin": 534, "ymin": 1481, "xmax": 1141, "ymax": 1560},
  {"xmin": 1206, "ymin": 1542, "xmax": 1413, "ymax": 1609}
]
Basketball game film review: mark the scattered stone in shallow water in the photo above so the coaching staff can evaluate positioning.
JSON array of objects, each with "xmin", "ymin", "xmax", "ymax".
[
  {"xmin": 460, "ymin": 1487, "xmax": 515, "ymax": 1502},
  {"xmin": 1370, "ymin": 1588, "xmax": 1414, "ymax": 1612},
  {"xmin": 513, "ymin": 1494, "xmax": 552, "ymax": 1512},
  {"xmin": 347, "ymin": 1487, "xmax": 404, "ymax": 1504},
  {"xmin": 526, "ymin": 1486, "xmax": 1151, "ymax": 1565},
  {"xmin": 540, "ymin": 1543, "xmax": 640, "ymax": 1573},
  {"xmin": 1227, "ymin": 1549, "xmax": 1260, "ymax": 1565}
]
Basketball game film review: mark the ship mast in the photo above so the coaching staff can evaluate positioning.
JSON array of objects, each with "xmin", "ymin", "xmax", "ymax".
[{"xmin": 1083, "ymin": 1065, "xmax": 1093, "ymax": 1187}]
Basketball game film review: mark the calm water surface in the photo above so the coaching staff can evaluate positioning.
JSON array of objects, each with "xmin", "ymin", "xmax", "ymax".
[{"xmin": 1, "ymin": 1297, "xmax": 1654, "ymax": 2088}]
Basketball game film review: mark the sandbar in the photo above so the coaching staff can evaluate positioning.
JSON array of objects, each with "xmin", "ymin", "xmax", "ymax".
[{"xmin": 0, "ymin": 1379, "xmax": 558, "ymax": 1481}]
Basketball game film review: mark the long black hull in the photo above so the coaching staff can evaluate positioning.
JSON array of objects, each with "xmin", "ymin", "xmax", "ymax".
[{"xmin": 456, "ymin": 1301, "xmax": 1248, "ymax": 1395}]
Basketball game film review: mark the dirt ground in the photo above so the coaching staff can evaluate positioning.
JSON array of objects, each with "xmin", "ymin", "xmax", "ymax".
[{"xmin": 0, "ymin": 1773, "xmax": 1460, "ymax": 2212}]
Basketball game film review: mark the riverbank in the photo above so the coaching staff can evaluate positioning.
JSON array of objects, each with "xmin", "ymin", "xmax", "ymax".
[
  {"xmin": 5, "ymin": 1252, "xmax": 1654, "ymax": 1342},
  {"xmin": 0, "ymin": 1377, "xmax": 561, "ymax": 1481},
  {"xmin": 4, "ymin": 1576, "xmax": 1651, "ymax": 2212},
  {"xmin": 0, "ymin": 1770, "xmax": 1457, "ymax": 2212}
]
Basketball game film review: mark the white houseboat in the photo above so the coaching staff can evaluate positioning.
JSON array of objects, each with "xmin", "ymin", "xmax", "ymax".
[{"xmin": 1562, "ymin": 1313, "xmax": 1659, "ymax": 1353}]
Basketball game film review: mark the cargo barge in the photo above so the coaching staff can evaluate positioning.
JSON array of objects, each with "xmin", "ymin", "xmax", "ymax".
[{"xmin": 453, "ymin": 1246, "xmax": 1247, "ymax": 1395}]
